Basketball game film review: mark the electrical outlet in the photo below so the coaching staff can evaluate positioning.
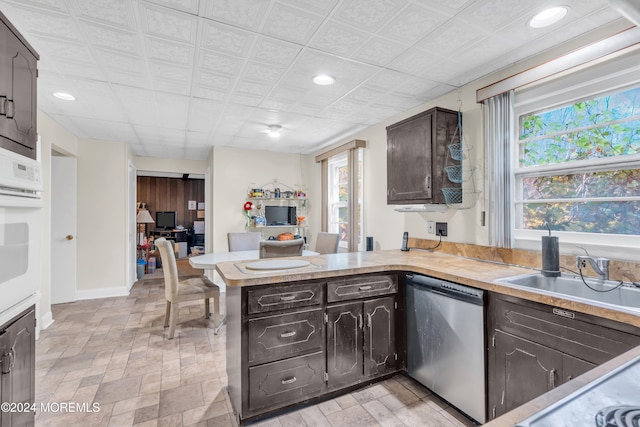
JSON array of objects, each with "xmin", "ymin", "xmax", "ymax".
[
  {"xmin": 427, "ymin": 221, "xmax": 435, "ymax": 234},
  {"xmin": 436, "ymin": 222, "xmax": 448, "ymax": 237}
]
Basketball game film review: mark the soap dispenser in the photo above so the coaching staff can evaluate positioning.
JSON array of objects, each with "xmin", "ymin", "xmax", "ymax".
[{"xmin": 541, "ymin": 224, "xmax": 560, "ymax": 277}]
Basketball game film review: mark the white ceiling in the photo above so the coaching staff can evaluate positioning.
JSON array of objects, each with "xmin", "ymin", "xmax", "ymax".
[{"xmin": 0, "ymin": 0, "xmax": 630, "ymax": 159}]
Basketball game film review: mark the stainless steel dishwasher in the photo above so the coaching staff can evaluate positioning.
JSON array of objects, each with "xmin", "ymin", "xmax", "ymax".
[{"xmin": 405, "ymin": 273, "xmax": 486, "ymax": 423}]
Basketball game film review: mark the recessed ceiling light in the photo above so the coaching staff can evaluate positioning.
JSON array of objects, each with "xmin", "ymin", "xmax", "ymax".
[
  {"xmin": 53, "ymin": 92, "xmax": 76, "ymax": 101},
  {"xmin": 268, "ymin": 125, "xmax": 282, "ymax": 138},
  {"xmin": 528, "ymin": 6, "xmax": 568, "ymax": 28},
  {"xmin": 313, "ymin": 74, "xmax": 335, "ymax": 86}
]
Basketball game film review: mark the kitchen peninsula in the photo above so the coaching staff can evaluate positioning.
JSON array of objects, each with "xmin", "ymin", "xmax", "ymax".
[{"xmin": 216, "ymin": 249, "xmax": 640, "ymax": 426}]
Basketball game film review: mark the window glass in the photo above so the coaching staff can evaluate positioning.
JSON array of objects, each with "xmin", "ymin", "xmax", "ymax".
[{"xmin": 515, "ymin": 85, "xmax": 640, "ymax": 235}]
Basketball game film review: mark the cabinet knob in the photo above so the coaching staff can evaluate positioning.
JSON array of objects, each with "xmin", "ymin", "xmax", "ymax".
[
  {"xmin": 66, "ymin": 235, "xmax": 74, "ymax": 240},
  {"xmin": 0, "ymin": 96, "xmax": 6, "ymax": 116}
]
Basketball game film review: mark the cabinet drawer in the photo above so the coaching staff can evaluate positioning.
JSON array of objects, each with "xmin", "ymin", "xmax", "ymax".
[
  {"xmin": 247, "ymin": 282, "xmax": 323, "ymax": 314},
  {"xmin": 248, "ymin": 308, "xmax": 324, "ymax": 365},
  {"xmin": 492, "ymin": 295, "xmax": 640, "ymax": 365},
  {"xmin": 249, "ymin": 351, "xmax": 324, "ymax": 411},
  {"xmin": 327, "ymin": 274, "xmax": 397, "ymax": 302}
]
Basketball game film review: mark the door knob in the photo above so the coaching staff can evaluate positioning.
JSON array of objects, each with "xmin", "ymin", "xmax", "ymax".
[{"xmin": 66, "ymin": 235, "xmax": 74, "ymax": 240}]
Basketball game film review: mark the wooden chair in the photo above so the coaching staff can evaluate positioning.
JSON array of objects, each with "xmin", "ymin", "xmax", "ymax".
[
  {"xmin": 259, "ymin": 238, "xmax": 304, "ymax": 258},
  {"xmin": 315, "ymin": 232, "xmax": 340, "ymax": 254},
  {"xmin": 155, "ymin": 237, "xmax": 220, "ymax": 339},
  {"xmin": 227, "ymin": 231, "xmax": 262, "ymax": 252}
]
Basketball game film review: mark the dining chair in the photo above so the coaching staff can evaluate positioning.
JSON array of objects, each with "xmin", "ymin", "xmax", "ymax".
[
  {"xmin": 227, "ymin": 231, "xmax": 262, "ymax": 252},
  {"xmin": 259, "ymin": 238, "xmax": 304, "ymax": 258},
  {"xmin": 315, "ymin": 232, "xmax": 340, "ymax": 254},
  {"xmin": 155, "ymin": 237, "xmax": 220, "ymax": 339}
]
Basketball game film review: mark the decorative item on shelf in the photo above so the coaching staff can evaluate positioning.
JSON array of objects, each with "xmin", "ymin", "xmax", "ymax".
[
  {"xmin": 296, "ymin": 190, "xmax": 306, "ymax": 198},
  {"xmin": 264, "ymin": 189, "xmax": 271, "ymax": 198},
  {"xmin": 274, "ymin": 187, "xmax": 281, "ymax": 198},
  {"xmin": 243, "ymin": 201, "xmax": 254, "ymax": 228},
  {"xmin": 255, "ymin": 216, "xmax": 266, "ymax": 227},
  {"xmin": 297, "ymin": 215, "xmax": 306, "ymax": 226}
]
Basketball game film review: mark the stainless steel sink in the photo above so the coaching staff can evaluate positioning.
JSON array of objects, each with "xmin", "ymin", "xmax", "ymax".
[{"xmin": 494, "ymin": 273, "xmax": 640, "ymax": 311}]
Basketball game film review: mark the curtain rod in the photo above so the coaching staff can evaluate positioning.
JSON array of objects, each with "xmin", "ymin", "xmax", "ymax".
[{"xmin": 476, "ymin": 26, "xmax": 640, "ymax": 103}]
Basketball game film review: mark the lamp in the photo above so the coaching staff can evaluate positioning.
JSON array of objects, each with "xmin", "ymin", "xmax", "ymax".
[
  {"xmin": 136, "ymin": 209, "xmax": 155, "ymax": 246},
  {"xmin": 268, "ymin": 124, "xmax": 282, "ymax": 138}
]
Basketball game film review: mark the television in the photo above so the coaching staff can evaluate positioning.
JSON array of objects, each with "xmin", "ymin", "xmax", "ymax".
[
  {"xmin": 265, "ymin": 206, "xmax": 296, "ymax": 226},
  {"xmin": 156, "ymin": 211, "xmax": 176, "ymax": 230}
]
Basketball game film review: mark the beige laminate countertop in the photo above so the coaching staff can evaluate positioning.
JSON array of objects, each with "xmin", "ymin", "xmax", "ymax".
[{"xmin": 214, "ymin": 249, "xmax": 640, "ymax": 426}]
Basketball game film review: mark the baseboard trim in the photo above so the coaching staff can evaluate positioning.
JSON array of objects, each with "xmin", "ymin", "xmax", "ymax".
[
  {"xmin": 75, "ymin": 286, "xmax": 130, "ymax": 301},
  {"xmin": 39, "ymin": 311, "xmax": 54, "ymax": 330}
]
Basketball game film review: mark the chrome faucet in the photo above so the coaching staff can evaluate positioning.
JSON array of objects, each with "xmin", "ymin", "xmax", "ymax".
[{"xmin": 575, "ymin": 246, "xmax": 610, "ymax": 281}]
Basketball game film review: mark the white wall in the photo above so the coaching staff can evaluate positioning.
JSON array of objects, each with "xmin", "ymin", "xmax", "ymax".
[
  {"xmin": 37, "ymin": 112, "xmax": 78, "ymax": 330},
  {"xmin": 211, "ymin": 146, "xmax": 311, "ymax": 253},
  {"xmin": 134, "ymin": 156, "xmax": 208, "ymax": 175},
  {"xmin": 76, "ymin": 138, "xmax": 130, "ymax": 298}
]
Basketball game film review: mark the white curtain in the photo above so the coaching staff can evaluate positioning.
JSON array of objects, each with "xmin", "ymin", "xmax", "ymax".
[{"xmin": 484, "ymin": 91, "xmax": 514, "ymax": 248}]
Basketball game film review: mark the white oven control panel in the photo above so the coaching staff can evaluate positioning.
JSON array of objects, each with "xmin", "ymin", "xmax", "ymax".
[{"xmin": 0, "ymin": 147, "xmax": 42, "ymax": 196}]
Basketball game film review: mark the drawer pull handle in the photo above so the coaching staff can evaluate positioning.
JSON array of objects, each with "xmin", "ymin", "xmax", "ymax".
[
  {"xmin": 549, "ymin": 369, "xmax": 556, "ymax": 388},
  {"xmin": 281, "ymin": 376, "xmax": 297, "ymax": 385},
  {"xmin": 280, "ymin": 295, "xmax": 296, "ymax": 301},
  {"xmin": 359, "ymin": 285, "xmax": 372, "ymax": 291},
  {"xmin": 279, "ymin": 330, "xmax": 296, "ymax": 338}
]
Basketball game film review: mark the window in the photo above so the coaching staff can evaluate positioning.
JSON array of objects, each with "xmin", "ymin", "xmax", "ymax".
[
  {"xmin": 512, "ymin": 50, "xmax": 640, "ymax": 258},
  {"xmin": 316, "ymin": 140, "xmax": 365, "ymax": 252},
  {"xmin": 516, "ymin": 85, "xmax": 640, "ymax": 235}
]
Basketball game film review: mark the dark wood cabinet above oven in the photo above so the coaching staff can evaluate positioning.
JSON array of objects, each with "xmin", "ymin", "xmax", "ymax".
[
  {"xmin": 386, "ymin": 107, "xmax": 460, "ymax": 205},
  {"xmin": 0, "ymin": 11, "xmax": 39, "ymax": 160}
]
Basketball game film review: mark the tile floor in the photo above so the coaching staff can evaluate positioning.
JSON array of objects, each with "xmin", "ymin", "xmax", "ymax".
[{"xmin": 35, "ymin": 278, "xmax": 478, "ymax": 427}]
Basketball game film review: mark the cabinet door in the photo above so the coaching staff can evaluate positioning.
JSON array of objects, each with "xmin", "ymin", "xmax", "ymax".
[
  {"xmin": 563, "ymin": 354, "xmax": 596, "ymax": 384},
  {"xmin": 490, "ymin": 330, "xmax": 562, "ymax": 419},
  {"xmin": 0, "ymin": 20, "xmax": 38, "ymax": 159},
  {"xmin": 326, "ymin": 302, "xmax": 362, "ymax": 389},
  {"xmin": 0, "ymin": 309, "xmax": 35, "ymax": 427},
  {"xmin": 363, "ymin": 297, "xmax": 396, "ymax": 377},
  {"xmin": 387, "ymin": 110, "xmax": 433, "ymax": 204}
]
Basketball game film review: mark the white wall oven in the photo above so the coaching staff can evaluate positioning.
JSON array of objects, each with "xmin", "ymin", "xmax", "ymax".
[{"xmin": 0, "ymin": 146, "xmax": 41, "ymax": 329}]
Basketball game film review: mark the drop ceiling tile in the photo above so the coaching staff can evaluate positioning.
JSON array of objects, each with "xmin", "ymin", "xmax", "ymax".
[
  {"xmin": 235, "ymin": 80, "xmax": 271, "ymax": 97},
  {"xmin": 417, "ymin": 19, "xmax": 489, "ymax": 56},
  {"xmin": 269, "ymin": 86, "xmax": 308, "ymax": 103},
  {"xmin": 31, "ymin": 36, "xmax": 94, "ymax": 64},
  {"xmin": 250, "ymin": 37, "xmax": 302, "ymax": 67},
  {"xmin": 183, "ymin": 145, "xmax": 211, "ymax": 160},
  {"xmin": 334, "ymin": 0, "xmax": 406, "ymax": 32},
  {"xmin": 387, "ymin": 48, "xmax": 440, "ymax": 76},
  {"xmin": 188, "ymin": 99, "xmax": 224, "ymax": 133},
  {"xmin": 143, "ymin": 0, "xmax": 200, "ymax": 15},
  {"xmin": 352, "ymin": 36, "xmax": 408, "ymax": 66},
  {"xmin": 185, "ymin": 131, "xmax": 211, "ymax": 145},
  {"xmin": 380, "ymin": 3, "xmax": 449, "ymax": 44},
  {"xmin": 365, "ymin": 69, "xmax": 414, "ymax": 91},
  {"xmin": 197, "ymin": 70, "xmax": 235, "ymax": 91},
  {"xmin": 3, "ymin": 4, "xmax": 83, "ymax": 42},
  {"xmin": 457, "ymin": 0, "xmax": 534, "ymax": 30},
  {"xmin": 421, "ymin": 59, "xmax": 467, "ymax": 85},
  {"xmin": 150, "ymin": 62, "xmax": 192, "ymax": 82},
  {"xmin": 152, "ymin": 79, "xmax": 191, "ymax": 96},
  {"xmin": 279, "ymin": 0, "xmax": 340, "ymax": 15},
  {"xmin": 309, "ymin": 21, "xmax": 370, "ymax": 56},
  {"xmin": 138, "ymin": 2, "xmax": 198, "ymax": 43},
  {"xmin": 394, "ymin": 77, "xmax": 439, "ymax": 97},
  {"xmin": 71, "ymin": 117, "xmax": 138, "ymax": 142},
  {"xmin": 200, "ymin": 20, "xmax": 255, "ymax": 56},
  {"xmin": 4, "ymin": 0, "xmax": 69, "ymax": 13},
  {"xmin": 198, "ymin": 50, "xmax": 244, "ymax": 77},
  {"xmin": 64, "ymin": 77, "xmax": 112, "ymax": 97},
  {"xmin": 145, "ymin": 37, "xmax": 195, "ymax": 66},
  {"xmin": 413, "ymin": 0, "xmax": 476, "ymax": 12},
  {"xmin": 192, "ymin": 87, "xmax": 229, "ymax": 102},
  {"xmin": 343, "ymin": 86, "xmax": 385, "ymax": 104},
  {"xmin": 106, "ymin": 70, "xmax": 152, "ymax": 89},
  {"xmin": 260, "ymin": 99, "xmax": 297, "ymax": 112},
  {"xmin": 80, "ymin": 20, "xmax": 141, "ymax": 55},
  {"xmin": 201, "ymin": 0, "xmax": 269, "ymax": 31},
  {"xmin": 243, "ymin": 61, "xmax": 285, "ymax": 84},
  {"xmin": 262, "ymin": 3, "xmax": 324, "ymax": 45},
  {"xmin": 53, "ymin": 60, "xmax": 107, "ymax": 80},
  {"xmin": 231, "ymin": 94, "xmax": 264, "ymax": 107},
  {"xmin": 70, "ymin": 0, "xmax": 136, "ymax": 30},
  {"xmin": 94, "ymin": 49, "xmax": 147, "ymax": 73}
]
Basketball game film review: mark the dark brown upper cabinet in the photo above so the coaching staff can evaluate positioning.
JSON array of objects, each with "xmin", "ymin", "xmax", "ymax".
[
  {"xmin": 0, "ymin": 11, "xmax": 39, "ymax": 160},
  {"xmin": 386, "ymin": 107, "xmax": 460, "ymax": 205}
]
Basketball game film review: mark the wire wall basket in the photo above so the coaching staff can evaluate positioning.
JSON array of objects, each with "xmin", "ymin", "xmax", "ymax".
[
  {"xmin": 441, "ymin": 188, "xmax": 481, "ymax": 209},
  {"xmin": 444, "ymin": 165, "xmax": 476, "ymax": 183}
]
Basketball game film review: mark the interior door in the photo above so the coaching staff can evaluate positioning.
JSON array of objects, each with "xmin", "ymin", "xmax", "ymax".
[
  {"xmin": 128, "ymin": 162, "xmax": 136, "ymax": 288},
  {"xmin": 51, "ymin": 155, "xmax": 77, "ymax": 304}
]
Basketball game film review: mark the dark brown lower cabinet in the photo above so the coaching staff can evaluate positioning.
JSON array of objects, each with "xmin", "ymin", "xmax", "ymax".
[
  {"xmin": 326, "ymin": 297, "xmax": 397, "ymax": 390},
  {"xmin": 0, "ymin": 306, "xmax": 36, "ymax": 427},
  {"xmin": 487, "ymin": 293, "xmax": 639, "ymax": 420},
  {"xmin": 227, "ymin": 274, "xmax": 402, "ymax": 425}
]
